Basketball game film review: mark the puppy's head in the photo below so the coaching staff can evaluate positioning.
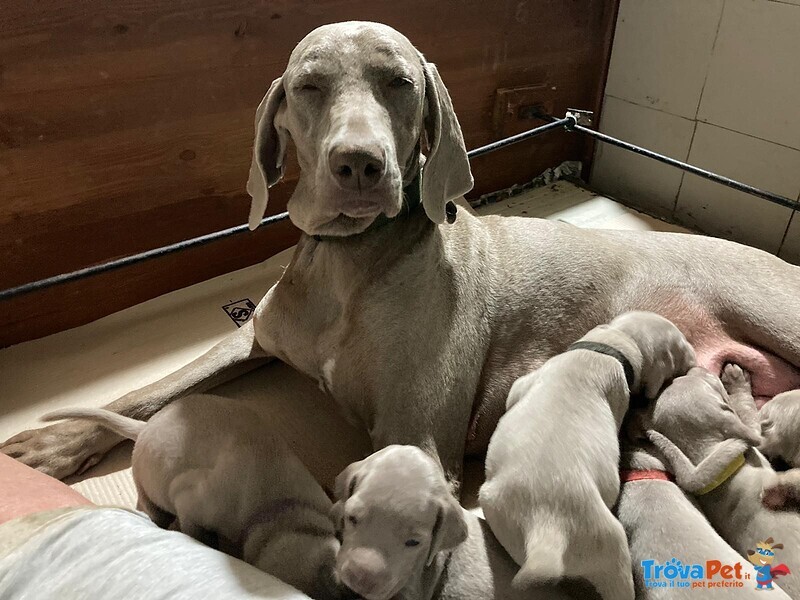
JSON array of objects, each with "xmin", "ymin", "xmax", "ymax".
[
  {"xmin": 247, "ymin": 21, "xmax": 472, "ymax": 236},
  {"xmin": 608, "ymin": 311, "xmax": 696, "ymax": 399},
  {"xmin": 331, "ymin": 445, "xmax": 467, "ymax": 600},
  {"xmin": 647, "ymin": 367, "xmax": 762, "ymax": 459},
  {"xmin": 759, "ymin": 390, "xmax": 800, "ymax": 466}
]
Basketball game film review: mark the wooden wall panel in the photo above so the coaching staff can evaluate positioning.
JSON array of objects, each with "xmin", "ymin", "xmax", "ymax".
[{"xmin": 0, "ymin": 0, "xmax": 619, "ymax": 347}]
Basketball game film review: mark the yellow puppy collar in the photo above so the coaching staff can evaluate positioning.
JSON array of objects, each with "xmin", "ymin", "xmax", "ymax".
[{"xmin": 696, "ymin": 453, "xmax": 746, "ymax": 496}]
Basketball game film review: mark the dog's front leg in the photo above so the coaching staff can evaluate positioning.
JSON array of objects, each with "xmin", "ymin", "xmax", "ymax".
[
  {"xmin": 369, "ymin": 389, "xmax": 471, "ymax": 493},
  {"xmin": 1, "ymin": 319, "xmax": 272, "ymax": 480}
]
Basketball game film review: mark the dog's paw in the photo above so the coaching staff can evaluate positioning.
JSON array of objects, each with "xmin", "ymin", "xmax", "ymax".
[
  {"xmin": 0, "ymin": 421, "xmax": 117, "ymax": 480},
  {"xmin": 721, "ymin": 363, "xmax": 751, "ymax": 394}
]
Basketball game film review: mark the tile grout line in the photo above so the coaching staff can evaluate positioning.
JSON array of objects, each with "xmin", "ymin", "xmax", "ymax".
[
  {"xmin": 671, "ymin": 120, "xmax": 700, "ymax": 217},
  {"xmin": 605, "ymin": 94, "xmax": 695, "ymax": 124},
  {"xmin": 777, "ymin": 189, "xmax": 800, "ymax": 256},
  {"xmin": 694, "ymin": 120, "xmax": 800, "ymax": 154},
  {"xmin": 777, "ymin": 211, "xmax": 795, "ymax": 257},
  {"xmin": 693, "ymin": 0, "xmax": 727, "ymax": 121},
  {"xmin": 606, "ymin": 94, "xmax": 800, "ymax": 153}
]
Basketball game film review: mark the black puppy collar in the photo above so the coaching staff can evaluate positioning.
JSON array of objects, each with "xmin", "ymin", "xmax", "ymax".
[{"xmin": 566, "ymin": 341, "xmax": 636, "ymax": 390}]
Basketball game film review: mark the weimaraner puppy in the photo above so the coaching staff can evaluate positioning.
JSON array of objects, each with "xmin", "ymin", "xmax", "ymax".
[
  {"xmin": 42, "ymin": 395, "xmax": 351, "ymax": 600},
  {"xmin": 5, "ymin": 21, "xmax": 800, "ymax": 485},
  {"xmin": 647, "ymin": 366, "xmax": 800, "ymax": 597},
  {"xmin": 331, "ymin": 445, "xmax": 576, "ymax": 600},
  {"xmin": 760, "ymin": 390, "xmax": 800, "ymax": 467},
  {"xmin": 617, "ymin": 427, "xmax": 790, "ymax": 598},
  {"xmin": 480, "ymin": 311, "xmax": 695, "ymax": 600},
  {"xmin": 718, "ymin": 386, "xmax": 800, "ymax": 512}
]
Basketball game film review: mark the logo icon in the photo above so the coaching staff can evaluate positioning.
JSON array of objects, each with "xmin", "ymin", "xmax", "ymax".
[
  {"xmin": 747, "ymin": 538, "xmax": 791, "ymax": 591},
  {"xmin": 222, "ymin": 299, "xmax": 256, "ymax": 328},
  {"xmin": 641, "ymin": 558, "xmax": 747, "ymax": 590}
]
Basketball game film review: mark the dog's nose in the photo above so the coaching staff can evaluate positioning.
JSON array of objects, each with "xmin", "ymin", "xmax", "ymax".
[
  {"xmin": 329, "ymin": 145, "xmax": 386, "ymax": 192},
  {"xmin": 339, "ymin": 550, "xmax": 389, "ymax": 598}
]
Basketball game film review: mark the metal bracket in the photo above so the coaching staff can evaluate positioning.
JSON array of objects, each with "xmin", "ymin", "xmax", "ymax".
[{"xmin": 566, "ymin": 109, "xmax": 594, "ymax": 127}]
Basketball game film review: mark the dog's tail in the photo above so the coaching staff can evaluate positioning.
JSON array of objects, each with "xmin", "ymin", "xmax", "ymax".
[
  {"xmin": 42, "ymin": 408, "xmax": 145, "ymax": 441},
  {"xmin": 512, "ymin": 518, "xmax": 568, "ymax": 589}
]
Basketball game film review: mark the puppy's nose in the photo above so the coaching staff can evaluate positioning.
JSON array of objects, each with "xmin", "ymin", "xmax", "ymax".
[
  {"xmin": 329, "ymin": 145, "xmax": 386, "ymax": 192},
  {"xmin": 339, "ymin": 550, "xmax": 389, "ymax": 598}
]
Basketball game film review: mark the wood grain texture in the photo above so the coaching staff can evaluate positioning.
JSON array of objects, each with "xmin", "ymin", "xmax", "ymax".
[{"xmin": 0, "ymin": 0, "xmax": 619, "ymax": 347}]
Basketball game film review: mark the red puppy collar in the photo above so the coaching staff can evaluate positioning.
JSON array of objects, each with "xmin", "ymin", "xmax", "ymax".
[{"xmin": 620, "ymin": 469, "xmax": 674, "ymax": 483}]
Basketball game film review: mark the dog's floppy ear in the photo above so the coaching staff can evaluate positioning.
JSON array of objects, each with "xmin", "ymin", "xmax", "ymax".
[
  {"xmin": 426, "ymin": 495, "xmax": 467, "ymax": 566},
  {"xmin": 420, "ymin": 59, "xmax": 473, "ymax": 225},
  {"xmin": 246, "ymin": 76, "xmax": 288, "ymax": 230},
  {"xmin": 331, "ymin": 461, "xmax": 361, "ymax": 529}
]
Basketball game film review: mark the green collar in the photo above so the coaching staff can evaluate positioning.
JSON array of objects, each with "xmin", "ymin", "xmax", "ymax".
[{"xmin": 314, "ymin": 172, "xmax": 440, "ymax": 242}]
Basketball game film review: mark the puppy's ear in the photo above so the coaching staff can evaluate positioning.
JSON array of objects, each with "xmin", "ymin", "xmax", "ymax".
[
  {"xmin": 246, "ymin": 76, "xmax": 288, "ymax": 230},
  {"xmin": 331, "ymin": 462, "xmax": 361, "ymax": 532},
  {"xmin": 330, "ymin": 499, "xmax": 345, "ymax": 532},
  {"xmin": 420, "ymin": 59, "xmax": 473, "ymax": 225},
  {"xmin": 426, "ymin": 496, "xmax": 467, "ymax": 566},
  {"xmin": 334, "ymin": 463, "xmax": 360, "ymax": 500}
]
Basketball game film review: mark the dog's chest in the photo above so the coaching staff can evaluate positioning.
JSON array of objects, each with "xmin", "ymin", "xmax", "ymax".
[{"xmin": 256, "ymin": 269, "xmax": 370, "ymax": 402}]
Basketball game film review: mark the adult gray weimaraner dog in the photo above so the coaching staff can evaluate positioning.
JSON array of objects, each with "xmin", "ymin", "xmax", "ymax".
[{"xmin": 4, "ymin": 21, "xmax": 800, "ymax": 483}]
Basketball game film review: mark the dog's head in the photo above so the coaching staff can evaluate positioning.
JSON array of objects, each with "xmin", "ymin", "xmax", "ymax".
[
  {"xmin": 645, "ymin": 367, "xmax": 762, "ymax": 459},
  {"xmin": 606, "ymin": 311, "xmax": 697, "ymax": 399},
  {"xmin": 247, "ymin": 21, "xmax": 473, "ymax": 236},
  {"xmin": 759, "ymin": 390, "xmax": 800, "ymax": 466},
  {"xmin": 331, "ymin": 445, "xmax": 467, "ymax": 600}
]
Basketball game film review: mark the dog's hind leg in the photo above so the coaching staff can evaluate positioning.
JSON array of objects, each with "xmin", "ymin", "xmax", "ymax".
[
  {"xmin": 572, "ymin": 511, "xmax": 635, "ymax": 600},
  {"xmin": 135, "ymin": 482, "xmax": 176, "ymax": 530}
]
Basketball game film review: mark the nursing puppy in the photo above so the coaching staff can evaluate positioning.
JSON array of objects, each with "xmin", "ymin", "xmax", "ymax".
[
  {"xmin": 760, "ymin": 390, "xmax": 800, "ymax": 467},
  {"xmin": 332, "ymin": 445, "xmax": 575, "ymax": 600},
  {"xmin": 617, "ymin": 426, "xmax": 789, "ymax": 598},
  {"xmin": 43, "ymin": 395, "xmax": 349, "ymax": 600},
  {"xmin": 647, "ymin": 366, "xmax": 800, "ymax": 597},
  {"xmin": 480, "ymin": 311, "xmax": 694, "ymax": 600}
]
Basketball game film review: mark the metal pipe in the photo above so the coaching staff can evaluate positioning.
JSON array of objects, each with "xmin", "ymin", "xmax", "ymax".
[
  {"xmin": 567, "ymin": 121, "xmax": 799, "ymax": 210},
  {"xmin": 0, "ymin": 212, "xmax": 292, "ymax": 301},
  {"xmin": 3, "ymin": 112, "xmax": 796, "ymax": 302},
  {"xmin": 0, "ymin": 119, "xmax": 574, "ymax": 302},
  {"xmin": 466, "ymin": 117, "xmax": 574, "ymax": 158}
]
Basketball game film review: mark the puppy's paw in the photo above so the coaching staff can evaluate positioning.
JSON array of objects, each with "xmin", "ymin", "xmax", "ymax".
[{"xmin": 721, "ymin": 363, "xmax": 751, "ymax": 395}]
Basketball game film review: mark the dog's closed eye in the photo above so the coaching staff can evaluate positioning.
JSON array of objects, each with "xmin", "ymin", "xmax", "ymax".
[
  {"xmin": 405, "ymin": 539, "xmax": 420, "ymax": 547},
  {"xmin": 389, "ymin": 76, "xmax": 413, "ymax": 89},
  {"xmin": 348, "ymin": 515, "xmax": 358, "ymax": 526}
]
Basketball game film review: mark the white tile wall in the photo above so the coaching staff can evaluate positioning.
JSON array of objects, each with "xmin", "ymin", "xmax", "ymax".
[
  {"xmin": 674, "ymin": 123, "xmax": 799, "ymax": 253},
  {"xmin": 698, "ymin": 0, "xmax": 800, "ymax": 151},
  {"xmin": 591, "ymin": 0, "xmax": 800, "ymax": 261},
  {"xmin": 604, "ymin": 0, "xmax": 724, "ymax": 119},
  {"xmin": 591, "ymin": 97, "xmax": 696, "ymax": 217}
]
